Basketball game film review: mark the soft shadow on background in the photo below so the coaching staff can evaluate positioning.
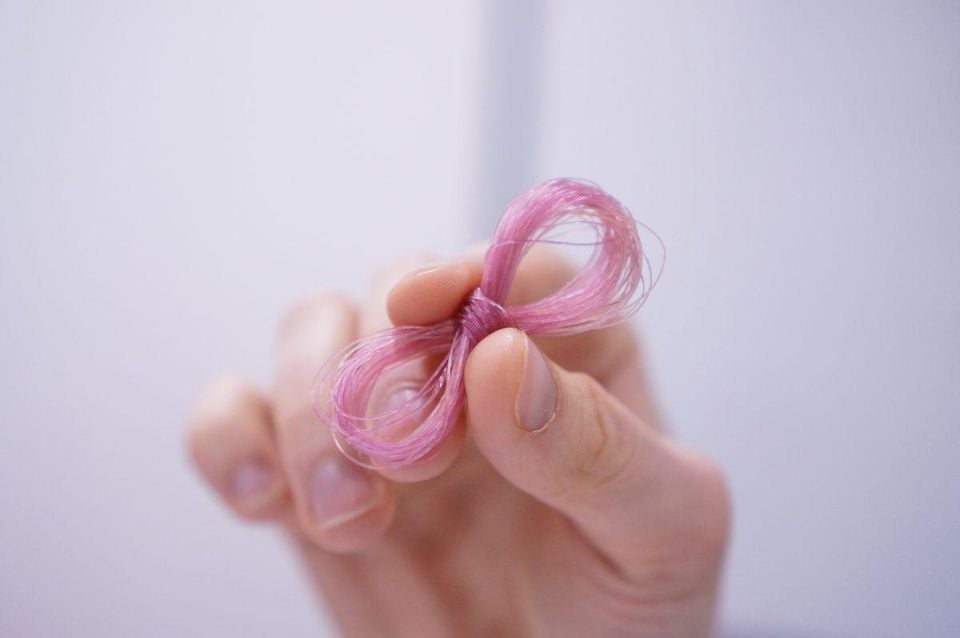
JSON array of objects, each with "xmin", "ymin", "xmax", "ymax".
[{"xmin": 1, "ymin": 2, "xmax": 958, "ymax": 637}]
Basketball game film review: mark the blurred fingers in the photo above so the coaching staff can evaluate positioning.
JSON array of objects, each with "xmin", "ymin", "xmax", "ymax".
[
  {"xmin": 185, "ymin": 377, "xmax": 286, "ymax": 521},
  {"xmin": 273, "ymin": 292, "xmax": 395, "ymax": 553},
  {"xmin": 386, "ymin": 259, "xmax": 484, "ymax": 328},
  {"xmin": 361, "ymin": 254, "xmax": 441, "ymax": 335}
]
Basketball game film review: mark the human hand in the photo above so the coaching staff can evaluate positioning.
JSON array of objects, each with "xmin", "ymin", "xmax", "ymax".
[{"xmin": 185, "ymin": 248, "xmax": 730, "ymax": 637}]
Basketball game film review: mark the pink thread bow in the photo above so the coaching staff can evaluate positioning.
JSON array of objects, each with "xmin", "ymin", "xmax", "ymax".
[{"xmin": 313, "ymin": 178, "xmax": 661, "ymax": 469}]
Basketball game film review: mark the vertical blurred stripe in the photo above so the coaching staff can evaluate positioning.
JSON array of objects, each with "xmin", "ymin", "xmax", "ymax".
[{"xmin": 473, "ymin": 0, "xmax": 547, "ymax": 238}]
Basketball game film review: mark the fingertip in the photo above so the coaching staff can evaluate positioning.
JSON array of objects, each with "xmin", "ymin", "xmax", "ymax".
[
  {"xmin": 186, "ymin": 377, "xmax": 287, "ymax": 521},
  {"xmin": 374, "ymin": 416, "xmax": 467, "ymax": 483},
  {"xmin": 221, "ymin": 457, "xmax": 288, "ymax": 521},
  {"xmin": 276, "ymin": 290, "xmax": 357, "ymax": 346},
  {"xmin": 466, "ymin": 328, "xmax": 636, "ymax": 503},
  {"xmin": 386, "ymin": 260, "xmax": 483, "ymax": 327},
  {"xmin": 465, "ymin": 326, "xmax": 527, "ymax": 388},
  {"xmin": 295, "ymin": 452, "xmax": 396, "ymax": 553},
  {"xmin": 464, "ymin": 327, "xmax": 528, "ymax": 432},
  {"xmin": 361, "ymin": 253, "xmax": 439, "ymax": 335},
  {"xmin": 308, "ymin": 500, "xmax": 396, "ymax": 553}
]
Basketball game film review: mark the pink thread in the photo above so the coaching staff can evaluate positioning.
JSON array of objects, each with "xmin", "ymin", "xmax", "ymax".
[{"xmin": 312, "ymin": 178, "xmax": 662, "ymax": 470}]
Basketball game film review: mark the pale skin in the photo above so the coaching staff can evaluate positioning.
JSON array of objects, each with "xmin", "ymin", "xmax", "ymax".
[{"xmin": 185, "ymin": 247, "xmax": 731, "ymax": 637}]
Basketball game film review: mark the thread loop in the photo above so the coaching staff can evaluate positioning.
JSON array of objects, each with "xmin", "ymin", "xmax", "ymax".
[{"xmin": 312, "ymin": 178, "xmax": 663, "ymax": 469}]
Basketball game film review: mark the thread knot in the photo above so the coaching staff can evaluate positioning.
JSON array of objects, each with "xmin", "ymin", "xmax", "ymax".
[{"xmin": 458, "ymin": 288, "xmax": 513, "ymax": 346}]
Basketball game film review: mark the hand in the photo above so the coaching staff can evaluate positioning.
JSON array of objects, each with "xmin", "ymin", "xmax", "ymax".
[{"xmin": 185, "ymin": 248, "xmax": 730, "ymax": 637}]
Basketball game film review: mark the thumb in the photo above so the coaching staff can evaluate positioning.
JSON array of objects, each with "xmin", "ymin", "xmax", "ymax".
[{"xmin": 464, "ymin": 328, "xmax": 729, "ymax": 576}]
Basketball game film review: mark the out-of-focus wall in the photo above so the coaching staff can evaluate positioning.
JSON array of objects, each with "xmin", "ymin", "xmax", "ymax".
[
  {"xmin": 529, "ymin": 2, "xmax": 959, "ymax": 637},
  {"xmin": 0, "ymin": 2, "xmax": 481, "ymax": 636},
  {"xmin": 2, "ymin": 2, "xmax": 958, "ymax": 637}
]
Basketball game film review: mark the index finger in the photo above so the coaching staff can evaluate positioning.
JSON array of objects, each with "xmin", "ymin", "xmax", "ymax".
[{"xmin": 387, "ymin": 244, "xmax": 639, "ymax": 386}]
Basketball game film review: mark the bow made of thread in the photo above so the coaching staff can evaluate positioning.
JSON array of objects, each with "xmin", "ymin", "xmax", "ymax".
[{"xmin": 312, "ymin": 178, "xmax": 662, "ymax": 470}]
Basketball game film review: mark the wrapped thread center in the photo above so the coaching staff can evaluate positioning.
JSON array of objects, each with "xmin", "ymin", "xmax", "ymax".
[{"xmin": 457, "ymin": 288, "xmax": 514, "ymax": 347}]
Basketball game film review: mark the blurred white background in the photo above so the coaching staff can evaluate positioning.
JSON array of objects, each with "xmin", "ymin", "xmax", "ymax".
[{"xmin": 1, "ymin": 2, "xmax": 957, "ymax": 637}]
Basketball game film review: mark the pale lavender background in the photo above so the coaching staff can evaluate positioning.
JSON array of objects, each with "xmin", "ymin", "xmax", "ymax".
[{"xmin": 1, "ymin": 2, "xmax": 958, "ymax": 637}]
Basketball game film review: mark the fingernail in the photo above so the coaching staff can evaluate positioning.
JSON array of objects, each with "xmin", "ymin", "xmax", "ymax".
[
  {"xmin": 516, "ymin": 335, "xmax": 558, "ymax": 431},
  {"xmin": 310, "ymin": 454, "xmax": 381, "ymax": 530},
  {"xmin": 404, "ymin": 263, "xmax": 446, "ymax": 280},
  {"xmin": 229, "ymin": 459, "xmax": 277, "ymax": 502},
  {"xmin": 379, "ymin": 384, "xmax": 419, "ymax": 413}
]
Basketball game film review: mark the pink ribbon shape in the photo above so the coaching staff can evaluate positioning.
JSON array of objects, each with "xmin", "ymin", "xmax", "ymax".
[{"xmin": 313, "ymin": 178, "xmax": 662, "ymax": 470}]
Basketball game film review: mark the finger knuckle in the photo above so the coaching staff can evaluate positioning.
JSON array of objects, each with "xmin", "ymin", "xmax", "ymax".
[
  {"xmin": 569, "ymin": 373, "xmax": 636, "ymax": 493},
  {"xmin": 685, "ymin": 453, "xmax": 733, "ymax": 553}
]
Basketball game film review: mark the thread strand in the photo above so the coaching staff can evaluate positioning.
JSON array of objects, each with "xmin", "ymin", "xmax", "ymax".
[{"xmin": 312, "ymin": 178, "xmax": 663, "ymax": 469}]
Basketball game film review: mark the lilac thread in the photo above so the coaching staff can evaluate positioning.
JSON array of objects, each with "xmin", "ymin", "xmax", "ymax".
[{"xmin": 312, "ymin": 178, "xmax": 662, "ymax": 470}]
